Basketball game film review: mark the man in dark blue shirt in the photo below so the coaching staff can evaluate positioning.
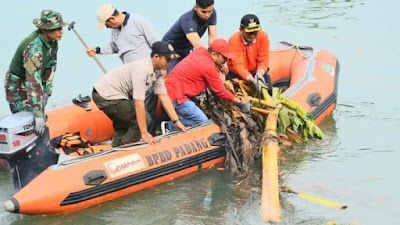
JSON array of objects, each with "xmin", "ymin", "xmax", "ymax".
[{"xmin": 162, "ymin": 0, "xmax": 217, "ymax": 73}]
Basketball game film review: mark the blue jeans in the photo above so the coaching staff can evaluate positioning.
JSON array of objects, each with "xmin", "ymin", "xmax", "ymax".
[{"xmin": 167, "ymin": 100, "xmax": 208, "ymax": 131}]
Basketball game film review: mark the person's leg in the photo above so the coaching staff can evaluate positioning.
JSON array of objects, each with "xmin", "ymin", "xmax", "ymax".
[
  {"xmin": 104, "ymin": 99, "xmax": 137, "ymax": 145},
  {"xmin": 167, "ymin": 100, "xmax": 208, "ymax": 131},
  {"xmin": 111, "ymin": 119, "xmax": 128, "ymax": 147},
  {"xmin": 104, "ymin": 99, "xmax": 151, "ymax": 145},
  {"xmin": 121, "ymin": 110, "xmax": 152, "ymax": 145},
  {"xmin": 100, "ymin": 103, "xmax": 130, "ymax": 147},
  {"xmin": 92, "ymin": 90, "xmax": 128, "ymax": 147},
  {"xmin": 119, "ymin": 99, "xmax": 152, "ymax": 144}
]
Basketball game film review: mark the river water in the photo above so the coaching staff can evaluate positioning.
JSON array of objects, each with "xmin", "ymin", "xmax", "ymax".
[{"xmin": 0, "ymin": 0, "xmax": 399, "ymax": 224}]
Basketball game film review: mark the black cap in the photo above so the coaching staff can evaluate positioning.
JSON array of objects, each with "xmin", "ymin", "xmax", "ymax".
[
  {"xmin": 240, "ymin": 14, "xmax": 262, "ymax": 33},
  {"xmin": 151, "ymin": 41, "xmax": 179, "ymax": 60}
]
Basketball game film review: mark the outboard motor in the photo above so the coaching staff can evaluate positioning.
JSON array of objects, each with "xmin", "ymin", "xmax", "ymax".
[{"xmin": 0, "ymin": 112, "xmax": 58, "ymax": 190}]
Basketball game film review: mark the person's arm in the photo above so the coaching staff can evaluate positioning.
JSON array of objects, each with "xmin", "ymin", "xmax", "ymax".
[
  {"xmin": 22, "ymin": 41, "xmax": 46, "ymax": 119},
  {"xmin": 42, "ymin": 42, "xmax": 58, "ymax": 97},
  {"xmin": 131, "ymin": 67, "xmax": 158, "ymax": 144},
  {"xmin": 98, "ymin": 31, "xmax": 119, "ymax": 55},
  {"xmin": 134, "ymin": 99, "xmax": 159, "ymax": 144},
  {"xmin": 208, "ymin": 25, "xmax": 217, "ymax": 46},
  {"xmin": 204, "ymin": 69, "xmax": 236, "ymax": 102},
  {"xmin": 86, "ymin": 42, "xmax": 118, "ymax": 56},
  {"xmin": 228, "ymin": 34, "xmax": 252, "ymax": 81},
  {"xmin": 158, "ymin": 94, "xmax": 186, "ymax": 131},
  {"xmin": 207, "ymin": 10, "xmax": 217, "ymax": 46},
  {"xmin": 186, "ymin": 32, "xmax": 204, "ymax": 49},
  {"xmin": 203, "ymin": 69, "xmax": 251, "ymax": 113},
  {"xmin": 99, "ymin": 42, "xmax": 118, "ymax": 54},
  {"xmin": 153, "ymin": 72, "xmax": 186, "ymax": 131},
  {"xmin": 182, "ymin": 15, "xmax": 204, "ymax": 49}
]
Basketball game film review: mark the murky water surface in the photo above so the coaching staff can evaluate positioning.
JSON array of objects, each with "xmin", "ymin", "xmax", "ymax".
[{"xmin": 0, "ymin": 0, "xmax": 399, "ymax": 224}]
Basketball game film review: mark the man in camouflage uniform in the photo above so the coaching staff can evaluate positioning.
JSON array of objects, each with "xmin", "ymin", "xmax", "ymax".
[{"xmin": 4, "ymin": 10, "xmax": 67, "ymax": 134}]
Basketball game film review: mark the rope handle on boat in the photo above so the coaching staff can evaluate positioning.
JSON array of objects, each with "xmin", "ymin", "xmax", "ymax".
[{"xmin": 273, "ymin": 43, "xmax": 310, "ymax": 59}]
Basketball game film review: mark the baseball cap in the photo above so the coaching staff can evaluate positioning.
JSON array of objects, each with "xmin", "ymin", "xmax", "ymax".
[
  {"xmin": 151, "ymin": 41, "xmax": 179, "ymax": 60},
  {"xmin": 210, "ymin": 39, "xmax": 235, "ymax": 59},
  {"xmin": 97, "ymin": 4, "xmax": 115, "ymax": 30},
  {"xmin": 240, "ymin": 14, "xmax": 262, "ymax": 33},
  {"xmin": 33, "ymin": 10, "xmax": 67, "ymax": 30}
]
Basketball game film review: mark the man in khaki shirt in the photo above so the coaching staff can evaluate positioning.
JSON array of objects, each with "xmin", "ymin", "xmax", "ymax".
[{"xmin": 92, "ymin": 41, "xmax": 185, "ymax": 146}]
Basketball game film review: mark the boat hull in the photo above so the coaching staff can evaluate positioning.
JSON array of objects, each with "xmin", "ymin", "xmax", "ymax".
[
  {"xmin": 11, "ymin": 122, "xmax": 225, "ymax": 215},
  {"xmin": 6, "ymin": 41, "xmax": 339, "ymax": 215}
]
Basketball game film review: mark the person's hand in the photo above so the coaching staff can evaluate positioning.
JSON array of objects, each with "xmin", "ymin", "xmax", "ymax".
[
  {"xmin": 254, "ymin": 69, "xmax": 266, "ymax": 84},
  {"xmin": 238, "ymin": 101, "xmax": 252, "ymax": 114},
  {"xmin": 42, "ymin": 94, "xmax": 49, "ymax": 107},
  {"xmin": 35, "ymin": 117, "xmax": 46, "ymax": 135},
  {"xmin": 252, "ymin": 79, "xmax": 268, "ymax": 92},
  {"xmin": 174, "ymin": 120, "xmax": 186, "ymax": 132},
  {"xmin": 218, "ymin": 63, "xmax": 229, "ymax": 75},
  {"xmin": 141, "ymin": 132, "xmax": 159, "ymax": 145},
  {"xmin": 86, "ymin": 47, "xmax": 96, "ymax": 57}
]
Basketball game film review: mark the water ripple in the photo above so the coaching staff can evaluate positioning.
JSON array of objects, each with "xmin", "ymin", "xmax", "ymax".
[{"xmin": 253, "ymin": 0, "xmax": 366, "ymax": 29}]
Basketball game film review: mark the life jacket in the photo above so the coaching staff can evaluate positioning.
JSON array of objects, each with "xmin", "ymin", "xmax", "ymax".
[{"xmin": 50, "ymin": 132, "xmax": 112, "ymax": 157}]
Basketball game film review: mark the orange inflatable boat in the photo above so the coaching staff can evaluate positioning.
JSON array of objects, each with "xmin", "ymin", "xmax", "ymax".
[{"xmin": 0, "ymin": 42, "xmax": 339, "ymax": 215}]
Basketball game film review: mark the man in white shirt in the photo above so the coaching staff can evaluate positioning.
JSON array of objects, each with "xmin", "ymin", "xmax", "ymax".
[
  {"xmin": 92, "ymin": 41, "xmax": 185, "ymax": 146},
  {"xmin": 86, "ymin": 4, "xmax": 161, "ymax": 136},
  {"xmin": 86, "ymin": 4, "xmax": 159, "ymax": 63}
]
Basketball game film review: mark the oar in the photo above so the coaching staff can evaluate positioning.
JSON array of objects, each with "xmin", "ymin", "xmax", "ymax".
[
  {"xmin": 68, "ymin": 21, "xmax": 107, "ymax": 74},
  {"xmin": 282, "ymin": 186, "xmax": 347, "ymax": 210}
]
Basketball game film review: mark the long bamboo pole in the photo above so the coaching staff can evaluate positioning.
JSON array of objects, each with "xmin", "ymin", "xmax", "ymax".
[{"xmin": 261, "ymin": 105, "xmax": 281, "ymax": 222}]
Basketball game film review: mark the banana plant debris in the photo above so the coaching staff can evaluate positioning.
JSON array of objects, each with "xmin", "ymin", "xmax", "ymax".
[
  {"xmin": 199, "ymin": 78, "xmax": 330, "ymax": 222},
  {"xmin": 200, "ymin": 78, "xmax": 325, "ymax": 174}
]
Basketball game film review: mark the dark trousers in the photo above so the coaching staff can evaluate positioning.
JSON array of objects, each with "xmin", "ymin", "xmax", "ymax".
[{"xmin": 92, "ymin": 89, "xmax": 151, "ymax": 146}]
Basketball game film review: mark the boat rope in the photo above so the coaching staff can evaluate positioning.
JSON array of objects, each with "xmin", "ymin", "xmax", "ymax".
[{"xmin": 273, "ymin": 43, "xmax": 309, "ymax": 59}]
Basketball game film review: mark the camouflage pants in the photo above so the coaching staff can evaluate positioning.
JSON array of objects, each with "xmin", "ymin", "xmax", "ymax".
[{"xmin": 4, "ymin": 70, "xmax": 28, "ymax": 114}]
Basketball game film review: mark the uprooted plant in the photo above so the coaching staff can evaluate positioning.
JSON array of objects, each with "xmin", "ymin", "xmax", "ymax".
[{"xmin": 200, "ymin": 78, "xmax": 325, "ymax": 173}]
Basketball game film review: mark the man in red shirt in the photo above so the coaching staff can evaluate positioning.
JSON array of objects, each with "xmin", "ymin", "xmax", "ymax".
[
  {"xmin": 228, "ymin": 14, "xmax": 272, "ymax": 93},
  {"xmin": 164, "ymin": 39, "xmax": 251, "ymax": 131}
]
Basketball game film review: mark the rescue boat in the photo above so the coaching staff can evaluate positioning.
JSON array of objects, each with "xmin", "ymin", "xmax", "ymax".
[{"xmin": 0, "ymin": 41, "xmax": 339, "ymax": 215}]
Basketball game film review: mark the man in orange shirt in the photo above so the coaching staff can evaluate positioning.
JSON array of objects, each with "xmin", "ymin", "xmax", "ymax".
[{"xmin": 227, "ymin": 14, "xmax": 272, "ymax": 93}]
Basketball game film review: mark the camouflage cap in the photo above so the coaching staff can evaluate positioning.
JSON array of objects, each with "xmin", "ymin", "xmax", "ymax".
[{"xmin": 33, "ymin": 10, "xmax": 67, "ymax": 30}]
